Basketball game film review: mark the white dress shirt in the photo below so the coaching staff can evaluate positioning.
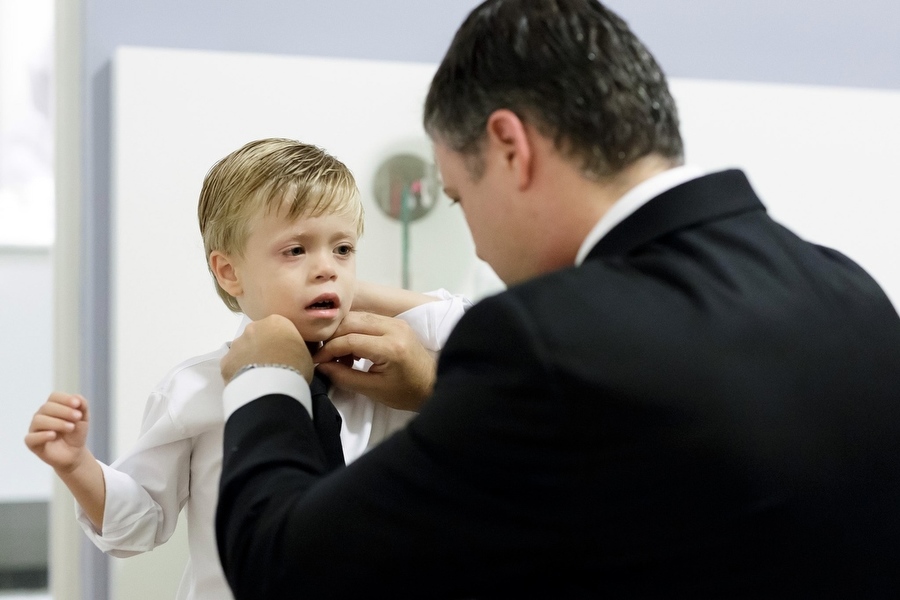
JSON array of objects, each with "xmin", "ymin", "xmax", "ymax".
[{"xmin": 76, "ymin": 289, "xmax": 472, "ymax": 600}]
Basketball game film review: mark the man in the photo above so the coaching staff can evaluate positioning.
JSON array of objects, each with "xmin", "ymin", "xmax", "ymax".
[{"xmin": 216, "ymin": 1, "xmax": 900, "ymax": 597}]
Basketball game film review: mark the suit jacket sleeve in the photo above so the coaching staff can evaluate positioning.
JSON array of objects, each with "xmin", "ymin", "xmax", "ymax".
[{"xmin": 216, "ymin": 292, "xmax": 578, "ymax": 599}]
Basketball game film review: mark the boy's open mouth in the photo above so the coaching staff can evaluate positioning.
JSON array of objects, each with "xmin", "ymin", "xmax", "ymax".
[
  {"xmin": 306, "ymin": 294, "xmax": 340, "ymax": 311},
  {"xmin": 308, "ymin": 300, "xmax": 335, "ymax": 309}
]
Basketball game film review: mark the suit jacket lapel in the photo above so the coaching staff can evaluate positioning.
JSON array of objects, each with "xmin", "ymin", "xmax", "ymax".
[{"xmin": 587, "ymin": 169, "xmax": 766, "ymax": 261}]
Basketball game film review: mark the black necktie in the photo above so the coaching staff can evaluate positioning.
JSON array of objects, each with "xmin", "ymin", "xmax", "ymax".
[{"xmin": 310, "ymin": 370, "xmax": 346, "ymax": 470}]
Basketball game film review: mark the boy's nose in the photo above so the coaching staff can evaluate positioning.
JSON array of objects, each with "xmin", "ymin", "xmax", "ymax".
[{"xmin": 312, "ymin": 253, "xmax": 337, "ymax": 280}]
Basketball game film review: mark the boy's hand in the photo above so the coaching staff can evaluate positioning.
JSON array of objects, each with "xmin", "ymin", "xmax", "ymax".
[
  {"xmin": 314, "ymin": 311, "xmax": 436, "ymax": 412},
  {"xmin": 25, "ymin": 392, "xmax": 91, "ymax": 473},
  {"xmin": 222, "ymin": 314, "xmax": 315, "ymax": 383}
]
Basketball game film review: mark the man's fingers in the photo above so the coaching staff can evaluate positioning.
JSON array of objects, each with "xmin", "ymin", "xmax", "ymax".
[
  {"xmin": 315, "ymin": 361, "xmax": 379, "ymax": 397},
  {"xmin": 329, "ymin": 311, "xmax": 397, "ymax": 338},
  {"xmin": 222, "ymin": 314, "xmax": 315, "ymax": 382},
  {"xmin": 316, "ymin": 332, "xmax": 385, "ymax": 365},
  {"xmin": 319, "ymin": 312, "xmax": 417, "ymax": 365}
]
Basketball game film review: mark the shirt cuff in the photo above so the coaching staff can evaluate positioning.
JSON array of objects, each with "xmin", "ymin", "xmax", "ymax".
[{"xmin": 223, "ymin": 366, "xmax": 312, "ymax": 419}]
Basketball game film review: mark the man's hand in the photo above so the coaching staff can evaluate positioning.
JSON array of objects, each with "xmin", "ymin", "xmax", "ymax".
[
  {"xmin": 314, "ymin": 312, "xmax": 436, "ymax": 412},
  {"xmin": 222, "ymin": 315, "xmax": 315, "ymax": 383}
]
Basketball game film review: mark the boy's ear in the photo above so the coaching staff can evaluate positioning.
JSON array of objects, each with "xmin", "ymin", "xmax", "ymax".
[{"xmin": 209, "ymin": 251, "xmax": 242, "ymax": 297}]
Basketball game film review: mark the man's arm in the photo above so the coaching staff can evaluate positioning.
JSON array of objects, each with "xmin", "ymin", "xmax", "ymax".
[
  {"xmin": 312, "ymin": 311, "xmax": 438, "ymax": 411},
  {"xmin": 217, "ymin": 293, "xmax": 569, "ymax": 599}
]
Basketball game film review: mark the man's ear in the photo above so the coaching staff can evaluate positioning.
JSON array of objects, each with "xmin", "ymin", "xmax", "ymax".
[
  {"xmin": 209, "ymin": 251, "xmax": 242, "ymax": 297},
  {"xmin": 485, "ymin": 108, "xmax": 533, "ymax": 189}
]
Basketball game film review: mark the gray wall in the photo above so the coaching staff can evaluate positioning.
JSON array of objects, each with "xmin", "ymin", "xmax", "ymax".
[
  {"xmin": 605, "ymin": 0, "xmax": 900, "ymax": 90},
  {"xmin": 0, "ymin": 250, "xmax": 52, "ymax": 592},
  {"xmin": 0, "ymin": 249, "xmax": 52, "ymax": 500},
  {"xmin": 83, "ymin": 0, "xmax": 900, "ymax": 89}
]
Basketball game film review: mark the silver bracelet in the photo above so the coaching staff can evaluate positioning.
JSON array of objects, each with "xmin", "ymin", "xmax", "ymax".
[{"xmin": 232, "ymin": 363, "xmax": 305, "ymax": 380}]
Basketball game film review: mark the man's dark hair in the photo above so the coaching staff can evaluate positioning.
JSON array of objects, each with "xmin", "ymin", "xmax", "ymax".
[{"xmin": 424, "ymin": 0, "xmax": 684, "ymax": 179}]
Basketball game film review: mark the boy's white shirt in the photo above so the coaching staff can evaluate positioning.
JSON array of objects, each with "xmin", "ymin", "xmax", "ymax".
[{"xmin": 75, "ymin": 289, "xmax": 472, "ymax": 600}]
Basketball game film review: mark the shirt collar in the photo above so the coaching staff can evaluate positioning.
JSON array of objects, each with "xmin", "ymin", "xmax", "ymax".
[{"xmin": 575, "ymin": 165, "xmax": 706, "ymax": 266}]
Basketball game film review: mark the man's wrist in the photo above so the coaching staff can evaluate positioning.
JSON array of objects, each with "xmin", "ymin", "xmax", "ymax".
[{"xmin": 224, "ymin": 365, "xmax": 313, "ymax": 419}]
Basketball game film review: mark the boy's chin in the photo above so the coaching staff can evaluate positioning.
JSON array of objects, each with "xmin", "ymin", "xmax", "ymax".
[{"xmin": 295, "ymin": 325, "xmax": 339, "ymax": 344}]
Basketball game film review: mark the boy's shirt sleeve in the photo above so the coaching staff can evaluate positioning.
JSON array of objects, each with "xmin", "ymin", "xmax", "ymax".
[
  {"xmin": 395, "ymin": 288, "xmax": 473, "ymax": 352},
  {"xmin": 74, "ymin": 351, "xmax": 223, "ymax": 557},
  {"xmin": 74, "ymin": 390, "xmax": 192, "ymax": 557}
]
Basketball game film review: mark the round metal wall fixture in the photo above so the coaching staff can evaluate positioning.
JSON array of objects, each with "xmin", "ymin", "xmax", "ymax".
[{"xmin": 372, "ymin": 154, "xmax": 440, "ymax": 222}]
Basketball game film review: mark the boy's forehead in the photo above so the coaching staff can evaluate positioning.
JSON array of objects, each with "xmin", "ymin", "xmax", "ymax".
[
  {"xmin": 247, "ymin": 187, "xmax": 364, "ymax": 235},
  {"xmin": 271, "ymin": 188, "xmax": 358, "ymax": 215},
  {"xmin": 266, "ymin": 202, "xmax": 361, "ymax": 231}
]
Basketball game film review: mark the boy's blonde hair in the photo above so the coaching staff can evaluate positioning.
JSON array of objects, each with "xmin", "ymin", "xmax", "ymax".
[{"xmin": 198, "ymin": 138, "xmax": 364, "ymax": 312}]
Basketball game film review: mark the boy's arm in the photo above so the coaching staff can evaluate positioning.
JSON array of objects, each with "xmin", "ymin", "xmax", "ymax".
[
  {"xmin": 25, "ymin": 392, "xmax": 106, "ymax": 529},
  {"xmin": 351, "ymin": 281, "xmax": 437, "ymax": 317}
]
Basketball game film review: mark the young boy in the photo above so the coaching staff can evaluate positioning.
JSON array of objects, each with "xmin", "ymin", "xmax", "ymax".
[{"xmin": 24, "ymin": 138, "xmax": 471, "ymax": 600}]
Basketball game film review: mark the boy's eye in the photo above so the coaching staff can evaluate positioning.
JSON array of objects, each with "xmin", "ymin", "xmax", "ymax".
[
  {"xmin": 335, "ymin": 244, "xmax": 354, "ymax": 256},
  {"xmin": 288, "ymin": 246, "xmax": 305, "ymax": 256}
]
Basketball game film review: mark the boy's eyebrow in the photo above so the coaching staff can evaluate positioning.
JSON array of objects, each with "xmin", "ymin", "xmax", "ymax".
[{"xmin": 284, "ymin": 228, "xmax": 358, "ymax": 241}]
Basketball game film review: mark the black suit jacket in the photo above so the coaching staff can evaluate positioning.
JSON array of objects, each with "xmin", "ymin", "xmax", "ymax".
[{"xmin": 217, "ymin": 170, "xmax": 900, "ymax": 599}]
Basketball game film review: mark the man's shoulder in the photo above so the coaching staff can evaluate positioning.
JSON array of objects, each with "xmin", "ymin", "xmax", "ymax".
[{"xmin": 446, "ymin": 269, "xmax": 634, "ymax": 355}]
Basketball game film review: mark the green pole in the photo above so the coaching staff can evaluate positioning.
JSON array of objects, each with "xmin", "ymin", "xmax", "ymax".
[{"xmin": 401, "ymin": 185, "xmax": 410, "ymax": 289}]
